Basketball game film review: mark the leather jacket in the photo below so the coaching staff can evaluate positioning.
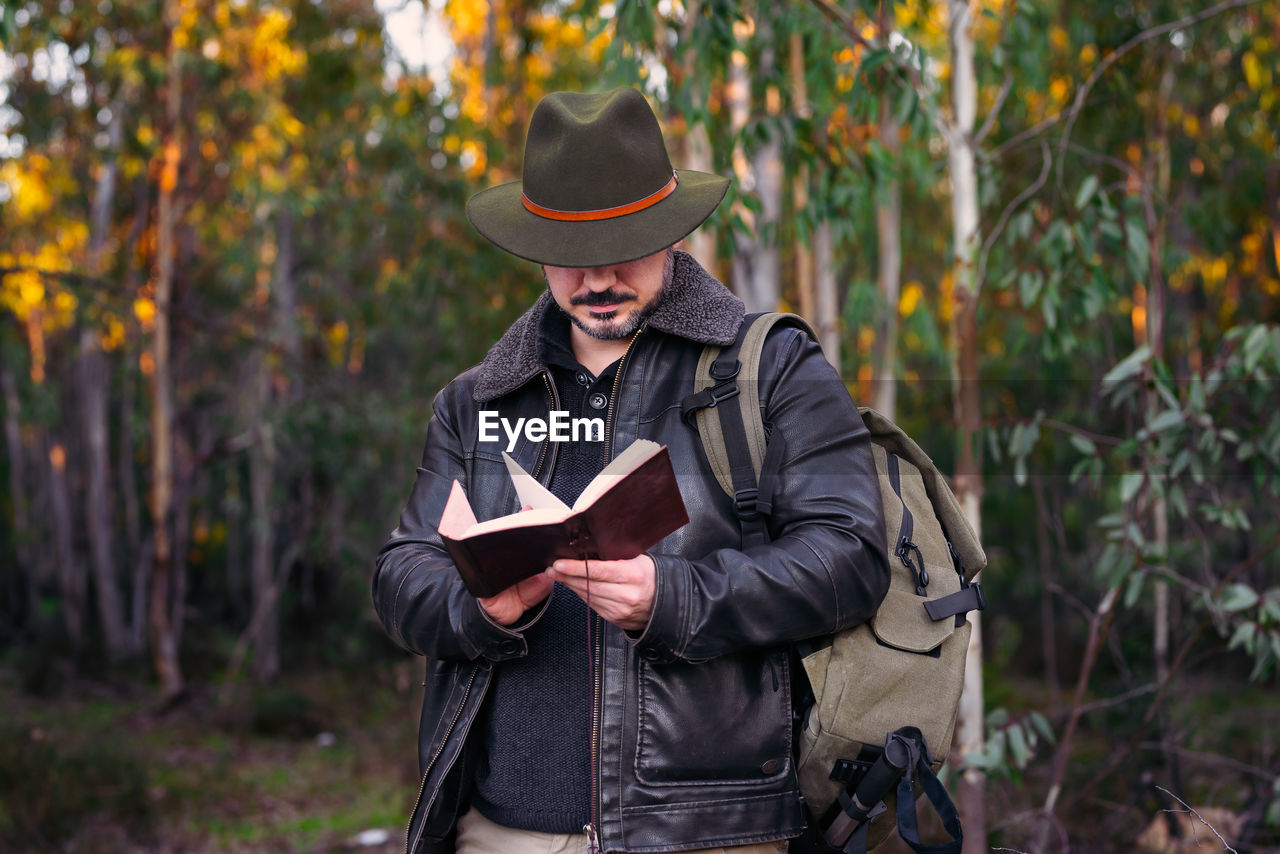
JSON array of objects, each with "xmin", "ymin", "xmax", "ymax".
[{"xmin": 373, "ymin": 251, "xmax": 889, "ymax": 854}]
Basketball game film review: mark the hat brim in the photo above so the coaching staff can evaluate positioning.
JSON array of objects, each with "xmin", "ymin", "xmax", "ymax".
[{"xmin": 465, "ymin": 169, "xmax": 731, "ymax": 268}]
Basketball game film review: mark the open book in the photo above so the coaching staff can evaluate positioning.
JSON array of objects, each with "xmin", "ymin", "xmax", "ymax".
[{"xmin": 438, "ymin": 439, "xmax": 690, "ymax": 598}]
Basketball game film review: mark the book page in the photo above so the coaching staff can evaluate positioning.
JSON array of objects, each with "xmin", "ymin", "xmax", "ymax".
[
  {"xmin": 462, "ymin": 506, "xmax": 570, "ymax": 537},
  {"xmin": 572, "ymin": 439, "xmax": 661, "ymax": 511},
  {"xmin": 503, "ymin": 452, "xmax": 567, "ymax": 512},
  {"xmin": 438, "ymin": 480, "xmax": 479, "ymax": 540}
]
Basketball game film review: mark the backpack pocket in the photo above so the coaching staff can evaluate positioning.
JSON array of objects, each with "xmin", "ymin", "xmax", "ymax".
[{"xmin": 796, "ymin": 620, "xmax": 971, "ymax": 848}]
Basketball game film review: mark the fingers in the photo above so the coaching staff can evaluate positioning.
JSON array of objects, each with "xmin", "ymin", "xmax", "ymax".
[
  {"xmin": 478, "ymin": 572, "xmax": 553, "ymax": 626},
  {"xmin": 547, "ymin": 555, "xmax": 655, "ymax": 631}
]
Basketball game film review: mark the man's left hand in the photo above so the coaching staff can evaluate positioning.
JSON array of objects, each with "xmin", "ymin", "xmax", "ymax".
[{"xmin": 548, "ymin": 555, "xmax": 655, "ymax": 632}]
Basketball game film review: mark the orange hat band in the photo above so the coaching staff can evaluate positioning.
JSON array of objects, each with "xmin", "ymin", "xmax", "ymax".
[{"xmin": 522, "ymin": 171, "xmax": 678, "ymax": 222}]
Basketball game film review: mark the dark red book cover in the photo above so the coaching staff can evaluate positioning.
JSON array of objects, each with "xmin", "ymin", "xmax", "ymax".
[{"xmin": 439, "ymin": 442, "xmax": 689, "ymax": 599}]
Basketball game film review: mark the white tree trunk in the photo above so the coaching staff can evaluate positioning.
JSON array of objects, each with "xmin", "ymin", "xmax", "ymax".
[
  {"xmin": 814, "ymin": 221, "xmax": 840, "ymax": 372},
  {"xmin": 81, "ymin": 98, "xmax": 130, "ymax": 662},
  {"xmin": 872, "ymin": 94, "xmax": 902, "ymax": 420},
  {"xmin": 945, "ymin": 0, "xmax": 986, "ymax": 849}
]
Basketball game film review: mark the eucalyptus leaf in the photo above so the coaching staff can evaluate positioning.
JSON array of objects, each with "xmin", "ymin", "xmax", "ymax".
[
  {"xmin": 1102, "ymin": 346, "xmax": 1151, "ymax": 387},
  {"xmin": 1221, "ymin": 583, "xmax": 1261, "ymax": 613},
  {"xmin": 1074, "ymin": 175, "xmax": 1099, "ymax": 210}
]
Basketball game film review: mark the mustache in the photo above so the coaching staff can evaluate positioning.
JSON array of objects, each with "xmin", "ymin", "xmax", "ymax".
[{"xmin": 572, "ymin": 290, "xmax": 637, "ymax": 307}]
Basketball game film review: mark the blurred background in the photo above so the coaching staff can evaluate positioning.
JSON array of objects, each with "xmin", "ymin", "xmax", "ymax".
[{"xmin": 1, "ymin": 1, "xmax": 1278, "ymax": 851}]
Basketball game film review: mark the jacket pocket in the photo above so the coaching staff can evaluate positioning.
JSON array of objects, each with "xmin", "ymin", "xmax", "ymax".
[{"xmin": 634, "ymin": 648, "xmax": 791, "ymax": 786}]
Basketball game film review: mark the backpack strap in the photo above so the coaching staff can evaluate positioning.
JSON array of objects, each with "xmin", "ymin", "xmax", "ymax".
[
  {"xmin": 821, "ymin": 728, "xmax": 963, "ymax": 854},
  {"xmin": 681, "ymin": 312, "xmax": 817, "ymax": 549}
]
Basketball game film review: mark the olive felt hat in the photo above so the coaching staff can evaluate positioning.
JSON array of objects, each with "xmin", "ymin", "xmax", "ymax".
[{"xmin": 465, "ymin": 88, "xmax": 730, "ymax": 268}]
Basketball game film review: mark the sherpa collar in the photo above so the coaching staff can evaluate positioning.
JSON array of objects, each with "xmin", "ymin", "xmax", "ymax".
[{"xmin": 472, "ymin": 249, "xmax": 745, "ymax": 402}]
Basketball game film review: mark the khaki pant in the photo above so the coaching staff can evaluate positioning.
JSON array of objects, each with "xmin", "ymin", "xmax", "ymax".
[{"xmin": 455, "ymin": 807, "xmax": 790, "ymax": 854}]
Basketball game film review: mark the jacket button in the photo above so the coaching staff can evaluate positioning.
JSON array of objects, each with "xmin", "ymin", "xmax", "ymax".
[
  {"xmin": 588, "ymin": 392, "xmax": 607, "ymax": 410},
  {"xmin": 761, "ymin": 759, "xmax": 781, "ymax": 775},
  {"xmin": 576, "ymin": 371, "xmax": 590, "ymax": 386},
  {"xmin": 496, "ymin": 640, "xmax": 520, "ymax": 656},
  {"xmin": 640, "ymin": 647, "xmax": 662, "ymax": 661}
]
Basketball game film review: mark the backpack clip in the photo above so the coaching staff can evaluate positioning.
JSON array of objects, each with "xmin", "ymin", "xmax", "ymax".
[
  {"xmin": 733, "ymin": 487, "xmax": 760, "ymax": 520},
  {"xmin": 895, "ymin": 536, "xmax": 929, "ymax": 596}
]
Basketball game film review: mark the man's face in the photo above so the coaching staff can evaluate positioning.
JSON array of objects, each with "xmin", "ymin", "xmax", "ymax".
[{"xmin": 544, "ymin": 248, "xmax": 673, "ymax": 341}]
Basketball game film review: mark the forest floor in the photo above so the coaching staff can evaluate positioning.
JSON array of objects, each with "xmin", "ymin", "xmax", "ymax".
[
  {"xmin": 2, "ymin": 655, "xmax": 1276, "ymax": 853},
  {"xmin": 0, "ymin": 656, "xmax": 425, "ymax": 854}
]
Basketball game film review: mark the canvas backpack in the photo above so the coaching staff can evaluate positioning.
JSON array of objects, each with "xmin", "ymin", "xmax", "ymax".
[{"xmin": 680, "ymin": 313, "xmax": 987, "ymax": 854}]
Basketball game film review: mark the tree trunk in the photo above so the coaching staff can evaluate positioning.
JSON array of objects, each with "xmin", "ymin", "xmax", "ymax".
[
  {"xmin": 2, "ymin": 368, "xmax": 41, "ymax": 627},
  {"xmin": 872, "ymin": 73, "xmax": 902, "ymax": 421},
  {"xmin": 78, "ymin": 334, "xmax": 129, "ymax": 661},
  {"xmin": 814, "ymin": 222, "xmax": 841, "ymax": 372},
  {"xmin": 728, "ymin": 15, "xmax": 756, "ymax": 307},
  {"xmin": 2, "ymin": 369, "xmax": 38, "ymax": 626},
  {"xmin": 47, "ymin": 436, "xmax": 85, "ymax": 652},
  {"xmin": 248, "ymin": 360, "xmax": 279, "ymax": 682},
  {"xmin": 944, "ymin": 0, "xmax": 986, "ymax": 849},
  {"xmin": 81, "ymin": 97, "xmax": 129, "ymax": 663},
  {"xmin": 122, "ymin": 174, "xmax": 151, "ymax": 658},
  {"xmin": 746, "ymin": 14, "xmax": 782, "ymax": 313},
  {"xmin": 681, "ymin": 121, "xmax": 717, "ymax": 272},
  {"xmin": 149, "ymin": 1, "xmax": 185, "ymax": 700},
  {"xmin": 790, "ymin": 32, "xmax": 816, "ymax": 326},
  {"xmin": 677, "ymin": 0, "xmax": 717, "ymax": 272}
]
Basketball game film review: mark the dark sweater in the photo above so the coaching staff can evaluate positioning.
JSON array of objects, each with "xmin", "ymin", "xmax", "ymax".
[{"xmin": 470, "ymin": 308, "xmax": 619, "ymax": 833}]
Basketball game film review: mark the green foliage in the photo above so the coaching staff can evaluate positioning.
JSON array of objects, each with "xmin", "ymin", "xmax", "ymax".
[{"xmin": 960, "ymin": 708, "xmax": 1054, "ymax": 782}]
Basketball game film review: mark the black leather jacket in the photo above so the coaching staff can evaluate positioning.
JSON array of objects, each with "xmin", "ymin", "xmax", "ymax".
[{"xmin": 373, "ymin": 252, "xmax": 889, "ymax": 853}]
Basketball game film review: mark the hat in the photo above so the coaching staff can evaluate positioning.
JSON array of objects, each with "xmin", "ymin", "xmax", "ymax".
[{"xmin": 465, "ymin": 88, "xmax": 730, "ymax": 268}]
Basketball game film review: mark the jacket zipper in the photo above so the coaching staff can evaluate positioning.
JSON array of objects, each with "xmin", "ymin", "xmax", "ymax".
[
  {"xmin": 535, "ymin": 372, "xmax": 560, "ymax": 481},
  {"xmin": 585, "ymin": 326, "xmax": 644, "ymax": 852},
  {"xmin": 405, "ymin": 663, "xmax": 480, "ymax": 854},
  {"xmin": 406, "ymin": 371, "xmax": 562, "ymax": 854}
]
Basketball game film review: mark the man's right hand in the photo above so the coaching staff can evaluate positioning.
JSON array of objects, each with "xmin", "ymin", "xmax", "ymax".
[{"xmin": 476, "ymin": 505, "xmax": 553, "ymax": 626}]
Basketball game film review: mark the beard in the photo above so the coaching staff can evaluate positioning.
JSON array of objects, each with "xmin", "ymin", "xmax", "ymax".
[{"xmin": 555, "ymin": 248, "xmax": 674, "ymax": 341}]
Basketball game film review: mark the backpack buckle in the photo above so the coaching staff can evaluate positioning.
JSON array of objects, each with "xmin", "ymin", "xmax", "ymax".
[
  {"xmin": 733, "ymin": 487, "xmax": 760, "ymax": 520},
  {"xmin": 709, "ymin": 358, "xmax": 741, "ymax": 381},
  {"xmin": 707, "ymin": 381, "xmax": 740, "ymax": 406}
]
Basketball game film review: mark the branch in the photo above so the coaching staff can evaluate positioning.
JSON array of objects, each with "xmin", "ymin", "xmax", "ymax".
[
  {"xmin": 804, "ymin": 0, "xmax": 951, "ymax": 136},
  {"xmin": 1040, "ymin": 418, "xmax": 1126, "ymax": 448},
  {"xmin": 975, "ymin": 137, "xmax": 1052, "ymax": 291},
  {"xmin": 1155, "ymin": 786, "xmax": 1240, "ymax": 854},
  {"xmin": 1054, "ymin": 0, "xmax": 1261, "ymax": 188},
  {"xmin": 986, "ymin": 0, "xmax": 1262, "ymax": 165},
  {"xmin": 974, "ymin": 72, "xmax": 1014, "ymax": 146}
]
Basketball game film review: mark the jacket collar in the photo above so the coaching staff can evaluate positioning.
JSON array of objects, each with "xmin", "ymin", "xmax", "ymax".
[{"xmin": 473, "ymin": 249, "xmax": 745, "ymax": 402}]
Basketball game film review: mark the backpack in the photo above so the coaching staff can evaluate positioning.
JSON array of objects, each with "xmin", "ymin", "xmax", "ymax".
[{"xmin": 680, "ymin": 313, "xmax": 987, "ymax": 854}]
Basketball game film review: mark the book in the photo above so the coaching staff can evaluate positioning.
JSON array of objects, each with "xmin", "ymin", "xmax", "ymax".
[{"xmin": 438, "ymin": 439, "xmax": 690, "ymax": 599}]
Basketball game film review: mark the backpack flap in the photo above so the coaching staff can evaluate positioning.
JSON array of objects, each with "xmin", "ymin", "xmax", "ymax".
[
  {"xmin": 859, "ymin": 407, "xmax": 986, "ymax": 583},
  {"xmin": 869, "ymin": 444, "xmax": 963, "ymax": 656}
]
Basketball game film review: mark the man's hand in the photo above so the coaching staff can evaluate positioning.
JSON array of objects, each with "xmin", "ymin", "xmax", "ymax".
[
  {"xmin": 476, "ymin": 505, "xmax": 553, "ymax": 626},
  {"xmin": 478, "ymin": 573, "xmax": 554, "ymax": 626},
  {"xmin": 548, "ymin": 554, "xmax": 656, "ymax": 632}
]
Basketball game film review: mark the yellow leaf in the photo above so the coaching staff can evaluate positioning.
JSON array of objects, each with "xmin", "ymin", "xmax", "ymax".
[
  {"xmin": 134, "ymin": 296, "xmax": 156, "ymax": 326},
  {"xmin": 18, "ymin": 273, "xmax": 45, "ymax": 307},
  {"xmin": 1049, "ymin": 77, "xmax": 1070, "ymax": 104},
  {"xmin": 899, "ymin": 281, "xmax": 923, "ymax": 316},
  {"xmin": 1243, "ymin": 51, "xmax": 1262, "ymax": 90}
]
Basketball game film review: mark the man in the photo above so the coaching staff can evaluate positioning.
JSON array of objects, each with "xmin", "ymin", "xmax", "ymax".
[{"xmin": 374, "ymin": 87, "xmax": 889, "ymax": 854}]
